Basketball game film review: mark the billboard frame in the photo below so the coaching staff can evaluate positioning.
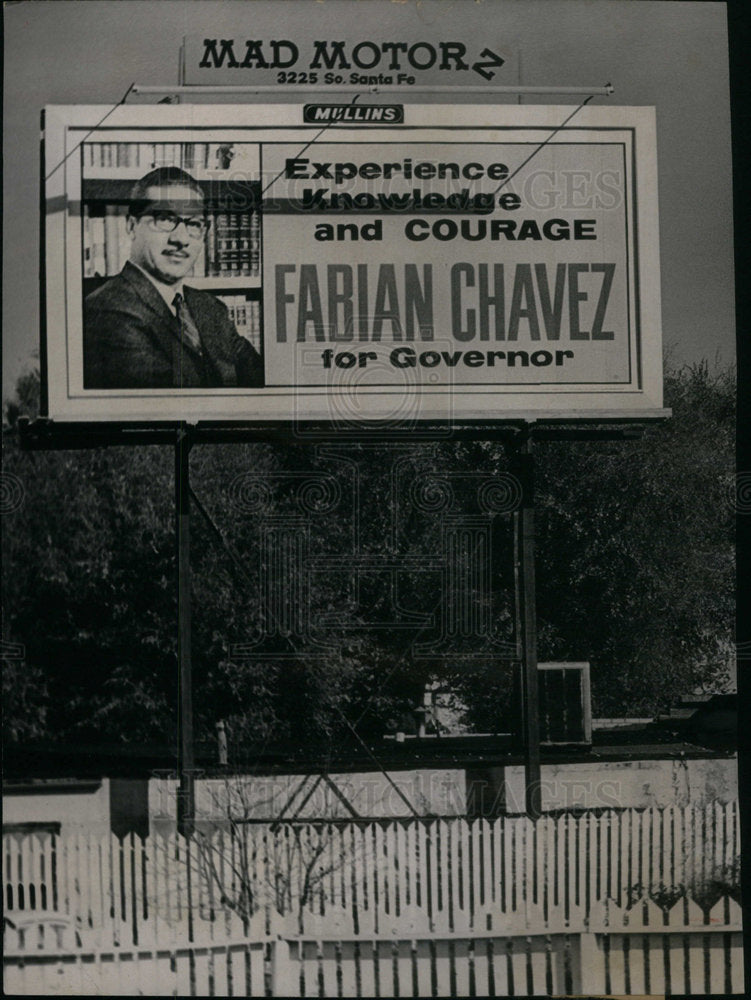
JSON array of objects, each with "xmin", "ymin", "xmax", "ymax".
[
  {"xmin": 41, "ymin": 102, "xmax": 667, "ymax": 428},
  {"xmin": 32, "ymin": 98, "xmax": 672, "ymax": 826}
]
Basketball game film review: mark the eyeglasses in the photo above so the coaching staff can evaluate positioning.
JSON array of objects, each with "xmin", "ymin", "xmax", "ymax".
[{"xmin": 139, "ymin": 210, "xmax": 210, "ymax": 240}]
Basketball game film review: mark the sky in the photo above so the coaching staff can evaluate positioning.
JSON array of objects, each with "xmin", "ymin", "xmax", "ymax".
[{"xmin": 2, "ymin": 0, "xmax": 735, "ymax": 400}]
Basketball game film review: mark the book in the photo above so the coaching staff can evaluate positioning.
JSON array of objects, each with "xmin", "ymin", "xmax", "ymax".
[
  {"xmin": 103, "ymin": 205, "xmax": 121, "ymax": 274},
  {"xmin": 250, "ymin": 212, "xmax": 261, "ymax": 276},
  {"xmin": 82, "ymin": 204, "xmax": 93, "ymax": 276},
  {"xmin": 90, "ymin": 216, "xmax": 106, "ymax": 276}
]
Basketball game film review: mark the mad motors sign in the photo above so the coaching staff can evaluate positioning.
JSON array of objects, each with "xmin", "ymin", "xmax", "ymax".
[
  {"xmin": 183, "ymin": 35, "xmax": 516, "ymax": 87},
  {"xmin": 43, "ymin": 104, "xmax": 663, "ymax": 424}
]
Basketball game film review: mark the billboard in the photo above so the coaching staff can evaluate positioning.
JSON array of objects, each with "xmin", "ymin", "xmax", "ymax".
[{"xmin": 43, "ymin": 103, "xmax": 664, "ymax": 424}]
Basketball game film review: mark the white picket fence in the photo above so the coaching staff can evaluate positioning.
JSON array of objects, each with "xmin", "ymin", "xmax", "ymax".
[
  {"xmin": 4, "ymin": 894, "xmax": 744, "ymax": 996},
  {"xmin": 3, "ymin": 802, "xmax": 743, "ymax": 996}
]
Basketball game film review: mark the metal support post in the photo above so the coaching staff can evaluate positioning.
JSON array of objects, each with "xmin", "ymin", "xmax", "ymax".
[
  {"xmin": 176, "ymin": 427, "xmax": 195, "ymax": 836},
  {"xmin": 516, "ymin": 431, "xmax": 542, "ymax": 818}
]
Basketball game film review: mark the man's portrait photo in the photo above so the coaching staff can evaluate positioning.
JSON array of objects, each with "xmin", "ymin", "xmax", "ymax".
[{"xmin": 83, "ymin": 166, "xmax": 264, "ymax": 390}]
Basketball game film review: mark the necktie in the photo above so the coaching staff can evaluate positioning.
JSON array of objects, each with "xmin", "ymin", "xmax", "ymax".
[{"xmin": 173, "ymin": 293, "xmax": 203, "ymax": 355}]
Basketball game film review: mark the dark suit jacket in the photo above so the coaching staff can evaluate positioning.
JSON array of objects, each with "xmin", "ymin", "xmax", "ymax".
[{"xmin": 83, "ymin": 262, "xmax": 263, "ymax": 389}]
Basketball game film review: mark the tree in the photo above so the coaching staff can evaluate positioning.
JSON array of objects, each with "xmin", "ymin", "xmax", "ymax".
[
  {"xmin": 525, "ymin": 361, "xmax": 732, "ymax": 719},
  {"xmin": 1, "ymin": 359, "xmax": 735, "ymax": 744},
  {"xmin": 2, "ymin": 439, "xmax": 177, "ymax": 741},
  {"xmin": 3, "ymin": 365, "xmax": 40, "ymax": 427}
]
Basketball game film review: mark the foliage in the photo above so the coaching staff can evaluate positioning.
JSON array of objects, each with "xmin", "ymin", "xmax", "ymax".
[
  {"xmin": 629, "ymin": 855, "xmax": 741, "ymax": 910},
  {"xmin": 532, "ymin": 359, "xmax": 734, "ymax": 717},
  {"xmin": 193, "ymin": 780, "xmax": 353, "ymax": 929},
  {"xmin": 2, "ymin": 440, "xmax": 176, "ymax": 741},
  {"xmin": 1, "ymin": 359, "xmax": 735, "ymax": 745},
  {"xmin": 3, "ymin": 366, "xmax": 40, "ymax": 427}
]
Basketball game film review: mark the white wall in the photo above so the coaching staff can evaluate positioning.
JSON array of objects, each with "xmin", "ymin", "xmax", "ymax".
[
  {"xmin": 149, "ymin": 769, "xmax": 467, "ymax": 829},
  {"xmin": 503, "ymin": 756, "xmax": 738, "ymax": 813},
  {"xmin": 3, "ymin": 780, "xmax": 111, "ymax": 834}
]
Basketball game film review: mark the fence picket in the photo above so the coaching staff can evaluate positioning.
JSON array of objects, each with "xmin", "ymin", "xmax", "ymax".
[
  {"xmin": 414, "ymin": 939, "xmax": 431, "ymax": 997},
  {"xmin": 132, "ymin": 834, "xmax": 145, "ymax": 946},
  {"xmin": 625, "ymin": 810, "xmax": 636, "ymax": 900},
  {"xmin": 553, "ymin": 814, "xmax": 565, "ymax": 914},
  {"xmin": 507, "ymin": 934, "xmax": 526, "ymax": 995},
  {"xmin": 602, "ymin": 811, "xmax": 614, "ymax": 904},
  {"xmin": 437, "ymin": 820, "xmax": 449, "ymax": 917},
  {"xmin": 677, "ymin": 803, "xmax": 689, "ymax": 891},
  {"xmin": 529, "ymin": 936, "xmax": 549, "ymax": 995},
  {"xmin": 608, "ymin": 931, "xmax": 627, "ymax": 995},
  {"xmin": 116, "ymin": 835, "xmax": 129, "ymax": 946},
  {"xmin": 433, "ymin": 939, "xmax": 451, "ymax": 996},
  {"xmin": 730, "ymin": 800, "xmax": 739, "ymax": 873},
  {"xmin": 469, "ymin": 820, "xmax": 480, "ymax": 915},
  {"xmin": 373, "ymin": 823, "xmax": 385, "ymax": 924},
  {"xmin": 358, "ymin": 939, "xmax": 376, "ymax": 998},
  {"xmin": 448, "ymin": 820, "xmax": 461, "ymax": 929},
  {"xmin": 667, "ymin": 931, "xmax": 685, "ymax": 995},
  {"xmin": 566, "ymin": 811, "xmax": 577, "ymax": 918},
  {"xmin": 83, "ymin": 832, "xmax": 96, "ymax": 936},
  {"xmin": 202, "ymin": 945, "xmax": 218, "ymax": 995},
  {"xmin": 319, "ymin": 940, "xmax": 337, "ymax": 997},
  {"xmin": 583, "ymin": 810, "xmax": 593, "ymax": 916},
  {"xmin": 698, "ymin": 803, "xmax": 708, "ymax": 890},
  {"xmin": 335, "ymin": 937, "xmax": 354, "ymax": 996},
  {"xmin": 525, "ymin": 815, "xmax": 536, "ymax": 916},
  {"xmin": 90, "ymin": 833, "xmax": 105, "ymax": 940},
  {"xmin": 377, "ymin": 938, "xmax": 393, "ymax": 998},
  {"xmin": 58, "ymin": 831, "xmax": 72, "ymax": 921},
  {"xmin": 500, "ymin": 817, "xmax": 511, "ymax": 914},
  {"xmin": 479, "ymin": 820, "xmax": 492, "ymax": 911},
  {"xmin": 719, "ymin": 801, "xmax": 730, "ymax": 879},
  {"xmin": 360, "ymin": 824, "xmax": 373, "ymax": 927},
  {"xmin": 459, "ymin": 817, "xmax": 471, "ymax": 916},
  {"xmin": 20, "ymin": 834, "xmax": 34, "ymax": 912},
  {"xmin": 395, "ymin": 821, "xmax": 407, "ymax": 916},
  {"xmin": 394, "ymin": 938, "xmax": 411, "ymax": 996},
  {"xmin": 714, "ymin": 800, "xmax": 725, "ymax": 885},
  {"xmin": 550, "ymin": 933, "xmax": 569, "ymax": 994},
  {"xmin": 406, "ymin": 820, "xmax": 418, "ymax": 912},
  {"xmin": 29, "ymin": 834, "xmax": 43, "ymax": 913},
  {"xmin": 453, "ymin": 938, "xmax": 470, "ymax": 996},
  {"xmin": 648, "ymin": 932, "xmax": 667, "ymax": 996},
  {"xmin": 3, "ymin": 807, "xmax": 744, "ymax": 997},
  {"xmin": 211, "ymin": 945, "xmax": 229, "ymax": 997},
  {"xmin": 298, "ymin": 939, "xmax": 316, "ymax": 998},
  {"xmin": 327, "ymin": 823, "xmax": 338, "ymax": 910},
  {"xmin": 729, "ymin": 933, "xmax": 744, "ymax": 994},
  {"xmin": 471, "ymin": 937, "xmax": 489, "ymax": 997},
  {"xmin": 613, "ymin": 810, "xmax": 625, "ymax": 907},
  {"xmin": 628, "ymin": 929, "xmax": 647, "ymax": 994},
  {"xmin": 656, "ymin": 806, "xmax": 666, "ymax": 898},
  {"xmin": 642, "ymin": 807, "xmax": 662, "ymax": 900},
  {"xmin": 175, "ymin": 946, "xmax": 194, "ymax": 996},
  {"xmin": 23, "ymin": 831, "xmax": 38, "ymax": 914},
  {"xmin": 512, "ymin": 816, "xmax": 525, "ymax": 913}
]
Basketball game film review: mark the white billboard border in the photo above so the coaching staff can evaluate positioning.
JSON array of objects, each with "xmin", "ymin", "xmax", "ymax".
[{"xmin": 41, "ymin": 103, "xmax": 666, "ymax": 426}]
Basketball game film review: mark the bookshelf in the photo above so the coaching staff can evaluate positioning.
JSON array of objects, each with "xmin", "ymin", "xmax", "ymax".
[{"xmin": 81, "ymin": 141, "xmax": 263, "ymax": 351}]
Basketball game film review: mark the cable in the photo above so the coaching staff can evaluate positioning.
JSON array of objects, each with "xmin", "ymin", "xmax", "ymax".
[
  {"xmin": 259, "ymin": 91, "xmax": 362, "ymax": 199},
  {"xmin": 189, "ymin": 474, "xmax": 426, "ymax": 820},
  {"xmin": 492, "ymin": 94, "xmax": 596, "ymax": 196},
  {"xmin": 44, "ymin": 83, "xmax": 136, "ymax": 183}
]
